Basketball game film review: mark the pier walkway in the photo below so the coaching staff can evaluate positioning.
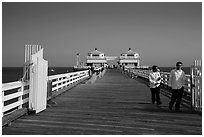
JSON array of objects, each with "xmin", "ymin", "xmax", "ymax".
[{"xmin": 2, "ymin": 69, "xmax": 202, "ymax": 135}]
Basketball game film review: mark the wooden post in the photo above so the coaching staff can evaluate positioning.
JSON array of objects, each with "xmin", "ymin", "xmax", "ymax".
[
  {"xmin": 29, "ymin": 48, "xmax": 48, "ymax": 113},
  {"xmin": 190, "ymin": 60, "xmax": 202, "ymax": 111},
  {"xmin": 18, "ymin": 82, "xmax": 24, "ymax": 109},
  {"xmin": 23, "ymin": 45, "xmax": 42, "ymax": 81},
  {"xmin": 190, "ymin": 65, "xmax": 195, "ymax": 109}
]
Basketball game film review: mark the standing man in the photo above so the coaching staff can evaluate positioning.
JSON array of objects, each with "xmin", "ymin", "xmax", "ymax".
[
  {"xmin": 149, "ymin": 65, "xmax": 162, "ymax": 105},
  {"xmin": 168, "ymin": 62, "xmax": 186, "ymax": 112}
]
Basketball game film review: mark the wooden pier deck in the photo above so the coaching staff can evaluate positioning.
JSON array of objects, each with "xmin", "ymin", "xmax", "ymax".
[{"xmin": 2, "ymin": 69, "xmax": 202, "ymax": 135}]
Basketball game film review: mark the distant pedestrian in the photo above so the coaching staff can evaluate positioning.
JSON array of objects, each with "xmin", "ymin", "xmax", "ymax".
[
  {"xmin": 149, "ymin": 65, "xmax": 162, "ymax": 105},
  {"xmin": 168, "ymin": 61, "xmax": 186, "ymax": 112}
]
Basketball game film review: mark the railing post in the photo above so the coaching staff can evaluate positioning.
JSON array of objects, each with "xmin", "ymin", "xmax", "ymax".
[
  {"xmin": 2, "ymin": 90, "xmax": 4, "ymax": 116},
  {"xmin": 18, "ymin": 82, "xmax": 24, "ymax": 109},
  {"xmin": 47, "ymin": 80, "xmax": 52, "ymax": 100},
  {"xmin": 190, "ymin": 60, "xmax": 202, "ymax": 111},
  {"xmin": 190, "ymin": 66, "xmax": 194, "ymax": 109}
]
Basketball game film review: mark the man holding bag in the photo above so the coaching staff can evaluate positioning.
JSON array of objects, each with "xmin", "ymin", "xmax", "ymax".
[{"xmin": 149, "ymin": 65, "xmax": 162, "ymax": 105}]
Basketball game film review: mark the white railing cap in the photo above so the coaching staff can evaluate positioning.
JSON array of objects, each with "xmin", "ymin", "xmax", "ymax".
[
  {"xmin": 48, "ymin": 70, "xmax": 89, "ymax": 80},
  {"xmin": 2, "ymin": 81, "xmax": 22, "ymax": 91}
]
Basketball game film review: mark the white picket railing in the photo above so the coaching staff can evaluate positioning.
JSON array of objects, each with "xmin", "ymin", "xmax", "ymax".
[
  {"xmin": 48, "ymin": 70, "xmax": 90, "ymax": 95},
  {"xmin": 2, "ymin": 70, "xmax": 90, "ymax": 116},
  {"xmin": 2, "ymin": 81, "xmax": 29, "ymax": 115}
]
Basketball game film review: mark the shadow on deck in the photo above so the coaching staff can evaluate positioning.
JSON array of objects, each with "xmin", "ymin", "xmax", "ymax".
[{"xmin": 2, "ymin": 69, "xmax": 202, "ymax": 135}]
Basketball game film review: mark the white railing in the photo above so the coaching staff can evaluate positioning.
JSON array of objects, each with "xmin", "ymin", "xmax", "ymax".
[
  {"xmin": 87, "ymin": 56, "xmax": 106, "ymax": 60},
  {"xmin": 2, "ymin": 70, "xmax": 90, "ymax": 117},
  {"xmin": 48, "ymin": 70, "xmax": 90, "ymax": 96},
  {"xmin": 2, "ymin": 81, "xmax": 29, "ymax": 115},
  {"xmin": 120, "ymin": 56, "xmax": 138, "ymax": 59}
]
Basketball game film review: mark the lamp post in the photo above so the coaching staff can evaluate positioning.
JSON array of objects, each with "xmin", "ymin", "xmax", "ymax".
[{"xmin": 76, "ymin": 53, "xmax": 80, "ymax": 66}]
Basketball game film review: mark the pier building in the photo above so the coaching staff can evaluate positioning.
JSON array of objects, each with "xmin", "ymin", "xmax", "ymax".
[
  {"xmin": 118, "ymin": 48, "xmax": 140, "ymax": 68},
  {"xmin": 86, "ymin": 48, "xmax": 107, "ymax": 70}
]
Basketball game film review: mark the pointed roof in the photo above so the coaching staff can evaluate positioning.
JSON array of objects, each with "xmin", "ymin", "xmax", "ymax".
[
  {"xmin": 122, "ymin": 48, "xmax": 138, "ymax": 55},
  {"xmin": 89, "ymin": 48, "xmax": 104, "ymax": 55}
]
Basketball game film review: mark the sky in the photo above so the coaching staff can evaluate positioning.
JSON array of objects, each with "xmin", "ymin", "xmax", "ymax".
[{"xmin": 2, "ymin": 2, "xmax": 202, "ymax": 67}]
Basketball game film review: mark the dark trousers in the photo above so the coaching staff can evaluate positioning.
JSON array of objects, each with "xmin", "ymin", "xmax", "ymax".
[
  {"xmin": 150, "ymin": 86, "xmax": 161, "ymax": 104},
  {"xmin": 169, "ymin": 87, "xmax": 184, "ymax": 110}
]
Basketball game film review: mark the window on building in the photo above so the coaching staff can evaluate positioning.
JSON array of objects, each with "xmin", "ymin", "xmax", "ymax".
[{"xmin": 127, "ymin": 54, "xmax": 134, "ymax": 57}]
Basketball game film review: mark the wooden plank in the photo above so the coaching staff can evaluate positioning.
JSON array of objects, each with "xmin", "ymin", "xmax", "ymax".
[{"xmin": 2, "ymin": 108, "xmax": 27, "ymax": 126}]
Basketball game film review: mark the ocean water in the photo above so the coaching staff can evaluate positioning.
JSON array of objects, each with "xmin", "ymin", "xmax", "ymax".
[
  {"xmin": 2, "ymin": 67, "xmax": 23, "ymax": 83},
  {"xmin": 2, "ymin": 67, "xmax": 74, "ymax": 83},
  {"xmin": 2, "ymin": 67, "xmax": 191, "ymax": 83}
]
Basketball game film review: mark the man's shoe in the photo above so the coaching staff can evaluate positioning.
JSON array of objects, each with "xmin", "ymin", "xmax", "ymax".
[
  {"xmin": 157, "ymin": 102, "xmax": 162, "ymax": 105},
  {"xmin": 175, "ymin": 109, "xmax": 182, "ymax": 112},
  {"xmin": 152, "ymin": 101, "xmax": 155, "ymax": 104}
]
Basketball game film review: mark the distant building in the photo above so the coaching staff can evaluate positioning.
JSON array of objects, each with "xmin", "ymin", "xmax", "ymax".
[
  {"xmin": 118, "ymin": 48, "xmax": 140, "ymax": 68},
  {"xmin": 86, "ymin": 48, "xmax": 107, "ymax": 69}
]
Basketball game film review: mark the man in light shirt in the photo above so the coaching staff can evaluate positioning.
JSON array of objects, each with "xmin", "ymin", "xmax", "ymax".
[
  {"xmin": 168, "ymin": 62, "xmax": 186, "ymax": 112},
  {"xmin": 149, "ymin": 65, "xmax": 162, "ymax": 105}
]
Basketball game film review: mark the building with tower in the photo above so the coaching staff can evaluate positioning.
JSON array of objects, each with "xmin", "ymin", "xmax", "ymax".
[
  {"xmin": 118, "ymin": 48, "xmax": 140, "ymax": 68},
  {"xmin": 86, "ymin": 48, "xmax": 107, "ymax": 70}
]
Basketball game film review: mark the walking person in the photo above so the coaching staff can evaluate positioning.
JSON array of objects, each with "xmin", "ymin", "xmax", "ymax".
[
  {"xmin": 168, "ymin": 61, "xmax": 186, "ymax": 112},
  {"xmin": 149, "ymin": 65, "xmax": 162, "ymax": 105}
]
